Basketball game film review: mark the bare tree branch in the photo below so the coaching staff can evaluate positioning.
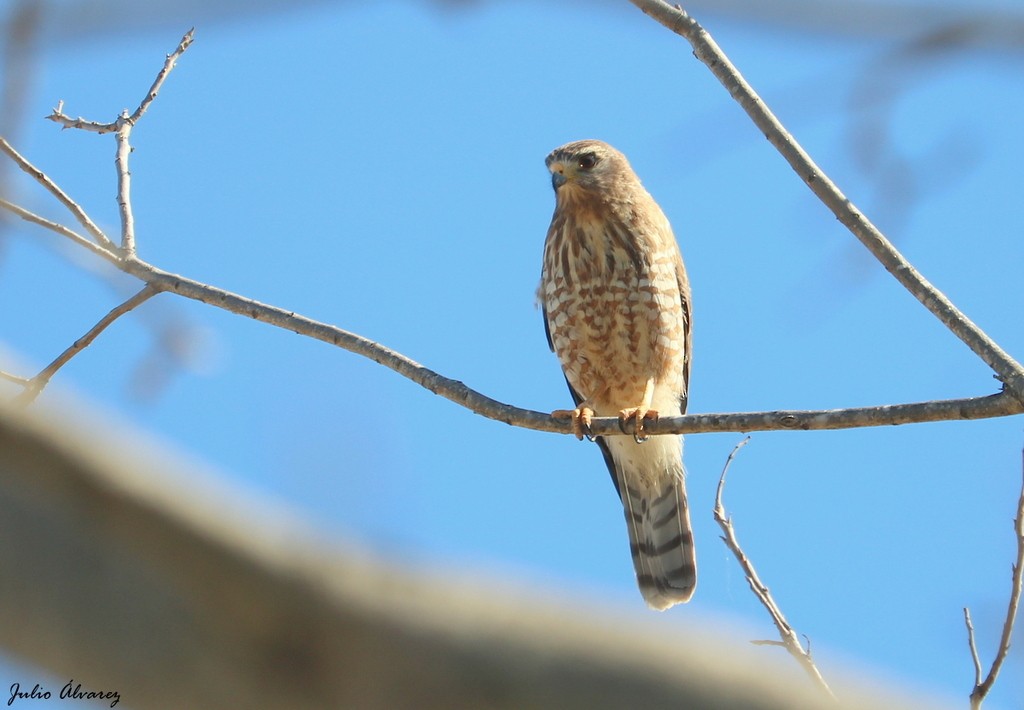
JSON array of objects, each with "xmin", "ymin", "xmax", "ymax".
[
  {"xmin": 111, "ymin": 257, "xmax": 1024, "ymax": 436},
  {"xmin": 129, "ymin": 27, "xmax": 194, "ymax": 124},
  {"xmin": 114, "ymin": 111, "xmax": 138, "ymax": 254},
  {"xmin": 12, "ymin": 285, "xmax": 159, "ymax": 406},
  {"xmin": 963, "ymin": 448, "xmax": 1024, "ymax": 709},
  {"xmin": 6, "ymin": 95, "xmax": 1023, "ymax": 434},
  {"xmin": 0, "ymin": 12, "xmax": 1015, "ymax": 709},
  {"xmin": 620, "ymin": 10, "xmax": 1023, "ymax": 697},
  {"xmin": 46, "ymin": 99, "xmax": 115, "ymax": 134},
  {"xmin": 626, "ymin": 0, "xmax": 1024, "ymax": 405},
  {"xmin": 2, "ymin": 157, "xmax": 1022, "ymax": 434},
  {"xmin": 0, "ymin": 135, "xmax": 117, "ymax": 252},
  {"xmin": 963, "ymin": 608, "xmax": 983, "ymax": 697},
  {"xmin": 46, "ymin": 28, "xmax": 194, "ymax": 136},
  {"xmin": 45, "ymin": 28, "xmax": 193, "ymax": 254},
  {"xmin": 0, "ymin": 21, "xmax": 1021, "ymax": 441},
  {"xmin": 713, "ymin": 437, "xmax": 835, "ymax": 698},
  {"xmin": 0, "ymin": 196, "xmax": 116, "ymax": 261}
]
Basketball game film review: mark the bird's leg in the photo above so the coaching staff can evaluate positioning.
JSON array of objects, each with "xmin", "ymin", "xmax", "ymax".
[{"xmin": 619, "ymin": 377, "xmax": 658, "ymax": 443}]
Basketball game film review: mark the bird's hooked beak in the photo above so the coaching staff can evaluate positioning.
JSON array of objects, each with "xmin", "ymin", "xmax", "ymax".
[{"xmin": 548, "ymin": 160, "xmax": 570, "ymax": 191}]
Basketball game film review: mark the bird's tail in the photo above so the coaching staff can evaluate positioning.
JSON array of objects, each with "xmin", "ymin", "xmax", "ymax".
[{"xmin": 608, "ymin": 437, "xmax": 696, "ymax": 610}]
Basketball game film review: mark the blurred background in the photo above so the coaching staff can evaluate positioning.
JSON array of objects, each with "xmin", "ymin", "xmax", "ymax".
[{"xmin": 1, "ymin": 0, "xmax": 1023, "ymax": 706}]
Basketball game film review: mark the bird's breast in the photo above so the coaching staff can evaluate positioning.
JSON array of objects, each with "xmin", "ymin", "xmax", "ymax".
[{"xmin": 542, "ymin": 212, "xmax": 685, "ymax": 413}]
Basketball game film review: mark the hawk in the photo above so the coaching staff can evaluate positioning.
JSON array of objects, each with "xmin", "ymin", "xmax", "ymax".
[{"xmin": 540, "ymin": 139, "xmax": 695, "ymax": 610}]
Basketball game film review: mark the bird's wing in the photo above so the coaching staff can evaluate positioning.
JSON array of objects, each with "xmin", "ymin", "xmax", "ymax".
[
  {"xmin": 675, "ymin": 254, "xmax": 693, "ymax": 414},
  {"xmin": 542, "ymin": 302, "xmax": 622, "ymax": 499}
]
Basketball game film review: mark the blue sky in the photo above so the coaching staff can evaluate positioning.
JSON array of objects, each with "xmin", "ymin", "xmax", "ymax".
[{"xmin": 2, "ymin": 1, "xmax": 1024, "ymax": 707}]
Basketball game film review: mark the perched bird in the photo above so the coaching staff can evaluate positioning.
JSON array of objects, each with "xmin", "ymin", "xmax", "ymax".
[{"xmin": 540, "ymin": 139, "xmax": 695, "ymax": 610}]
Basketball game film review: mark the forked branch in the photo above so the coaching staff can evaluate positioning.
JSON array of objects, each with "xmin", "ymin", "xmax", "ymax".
[
  {"xmin": 962, "ymin": 450, "xmax": 1024, "ymax": 709},
  {"xmin": 0, "ymin": 135, "xmax": 116, "ymax": 253},
  {"xmin": 713, "ymin": 437, "xmax": 835, "ymax": 698}
]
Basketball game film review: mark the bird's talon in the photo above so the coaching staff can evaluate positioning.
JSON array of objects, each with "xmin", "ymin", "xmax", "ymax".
[
  {"xmin": 552, "ymin": 406, "xmax": 595, "ymax": 441},
  {"xmin": 579, "ymin": 408, "xmax": 594, "ymax": 439},
  {"xmin": 619, "ymin": 407, "xmax": 659, "ymax": 444}
]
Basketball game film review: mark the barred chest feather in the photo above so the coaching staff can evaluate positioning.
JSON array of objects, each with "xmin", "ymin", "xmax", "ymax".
[{"xmin": 542, "ymin": 209, "xmax": 686, "ymax": 414}]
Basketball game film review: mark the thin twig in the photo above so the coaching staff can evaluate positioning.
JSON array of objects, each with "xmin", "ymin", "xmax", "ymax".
[
  {"xmin": 713, "ymin": 437, "xmax": 835, "ymax": 698},
  {"xmin": 963, "ymin": 608, "xmax": 983, "ymax": 691},
  {"xmin": 0, "ymin": 135, "xmax": 116, "ymax": 252},
  {"xmin": 47, "ymin": 28, "xmax": 193, "ymax": 135},
  {"xmin": 13, "ymin": 285, "xmax": 159, "ymax": 406},
  {"xmin": 964, "ymin": 449, "xmax": 1024, "ymax": 709},
  {"xmin": 0, "ymin": 197, "xmax": 117, "ymax": 263},
  {"xmin": 129, "ymin": 28, "xmax": 194, "ymax": 124},
  {"xmin": 46, "ymin": 99, "xmax": 115, "ymax": 133},
  {"xmin": 627, "ymin": 0, "xmax": 1024, "ymax": 404}
]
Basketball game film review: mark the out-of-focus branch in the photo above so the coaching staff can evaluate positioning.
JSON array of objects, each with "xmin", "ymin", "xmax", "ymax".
[
  {"xmin": 712, "ymin": 438, "xmax": 835, "ymax": 698},
  {"xmin": 0, "ymin": 399, "xmax": 935, "ymax": 710},
  {"xmin": 0, "ymin": 370, "xmax": 29, "ymax": 386},
  {"xmin": 0, "ymin": 0, "xmax": 41, "ymax": 236},
  {"xmin": 689, "ymin": 0, "xmax": 1024, "ymax": 47},
  {"xmin": 963, "ymin": 449, "xmax": 1024, "ymax": 709},
  {"xmin": 627, "ymin": 0, "xmax": 1024, "ymax": 405}
]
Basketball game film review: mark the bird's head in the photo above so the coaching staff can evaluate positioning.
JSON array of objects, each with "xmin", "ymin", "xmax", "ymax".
[{"xmin": 545, "ymin": 139, "xmax": 632, "ymax": 197}]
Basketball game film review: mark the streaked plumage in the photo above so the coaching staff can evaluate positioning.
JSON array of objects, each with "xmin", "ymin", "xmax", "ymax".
[{"xmin": 540, "ymin": 139, "xmax": 695, "ymax": 610}]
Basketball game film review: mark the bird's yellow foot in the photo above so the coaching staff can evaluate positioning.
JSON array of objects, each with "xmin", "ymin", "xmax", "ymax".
[
  {"xmin": 619, "ymin": 407, "xmax": 659, "ymax": 443},
  {"xmin": 552, "ymin": 406, "xmax": 595, "ymax": 441}
]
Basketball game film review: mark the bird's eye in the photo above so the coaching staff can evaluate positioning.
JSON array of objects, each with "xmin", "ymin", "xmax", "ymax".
[{"xmin": 578, "ymin": 153, "xmax": 598, "ymax": 170}]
